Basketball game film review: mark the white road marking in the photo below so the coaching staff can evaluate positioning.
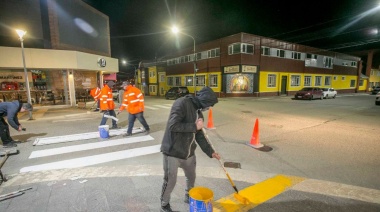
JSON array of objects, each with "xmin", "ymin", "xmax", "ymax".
[
  {"xmin": 52, "ymin": 117, "xmax": 96, "ymax": 123},
  {"xmin": 153, "ymin": 105, "xmax": 171, "ymax": 109},
  {"xmin": 144, "ymin": 106, "xmax": 159, "ymax": 110},
  {"xmin": 20, "ymin": 145, "xmax": 161, "ymax": 173},
  {"xmin": 29, "ymin": 135, "xmax": 154, "ymax": 159},
  {"xmin": 33, "ymin": 127, "xmax": 144, "ymax": 146}
]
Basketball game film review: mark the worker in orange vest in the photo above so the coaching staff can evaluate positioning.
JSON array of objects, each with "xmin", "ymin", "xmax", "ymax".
[
  {"xmin": 118, "ymin": 81, "xmax": 149, "ymax": 136},
  {"xmin": 99, "ymin": 81, "xmax": 118, "ymax": 129},
  {"xmin": 89, "ymin": 87, "xmax": 101, "ymax": 111}
]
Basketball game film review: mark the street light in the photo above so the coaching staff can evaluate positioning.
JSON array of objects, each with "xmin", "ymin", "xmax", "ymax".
[
  {"xmin": 16, "ymin": 29, "xmax": 33, "ymax": 120},
  {"xmin": 171, "ymin": 26, "xmax": 197, "ymax": 95},
  {"xmin": 121, "ymin": 60, "xmax": 137, "ymax": 83}
]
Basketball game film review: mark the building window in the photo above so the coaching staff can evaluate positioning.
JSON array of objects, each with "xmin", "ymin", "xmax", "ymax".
[
  {"xmin": 350, "ymin": 80, "xmax": 356, "ymax": 87},
  {"xmin": 173, "ymin": 76, "xmax": 181, "ymax": 86},
  {"xmin": 261, "ymin": 46, "xmax": 270, "ymax": 56},
  {"xmin": 292, "ymin": 52, "xmax": 301, "ymax": 60},
  {"xmin": 228, "ymin": 43, "xmax": 253, "ymax": 55},
  {"xmin": 276, "ymin": 49, "xmax": 285, "ymax": 58},
  {"xmin": 167, "ymin": 77, "xmax": 173, "ymax": 86},
  {"xmin": 196, "ymin": 75, "xmax": 205, "ymax": 86},
  {"xmin": 334, "ymin": 76, "xmax": 337, "ymax": 80},
  {"xmin": 149, "ymin": 85, "xmax": 156, "ymax": 93},
  {"xmin": 359, "ymin": 80, "xmax": 364, "ymax": 86},
  {"xmin": 268, "ymin": 74, "xmax": 276, "ymax": 87},
  {"xmin": 315, "ymin": 76, "xmax": 322, "ymax": 86},
  {"xmin": 208, "ymin": 48, "xmax": 220, "ymax": 58},
  {"xmin": 325, "ymin": 76, "xmax": 331, "ymax": 86},
  {"xmin": 149, "ymin": 71, "xmax": 155, "ymax": 78},
  {"xmin": 159, "ymin": 74, "xmax": 165, "ymax": 82},
  {"xmin": 351, "ymin": 61, "xmax": 357, "ymax": 67},
  {"xmin": 304, "ymin": 76, "xmax": 312, "ymax": 86},
  {"xmin": 290, "ymin": 75, "xmax": 300, "ymax": 86},
  {"xmin": 342, "ymin": 76, "xmax": 346, "ymax": 80},
  {"xmin": 306, "ymin": 53, "xmax": 317, "ymax": 59},
  {"xmin": 209, "ymin": 74, "xmax": 218, "ymax": 87},
  {"xmin": 185, "ymin": 76, "xmax": 193, "ymax": 86},
  {"xmin": 324, "ymin": 57, "xmax": 333, "ymax": 68}
]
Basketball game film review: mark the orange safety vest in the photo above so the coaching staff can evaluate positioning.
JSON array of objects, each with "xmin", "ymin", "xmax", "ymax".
[
  {"xmin": 99, "ymin": 85, "xmax": 115, "ymax": 110},
  {"xmin": 119, "ymin": 85, "xmax": 144, "ymax": 114},
  {"xmin": 90, "ymin": 87, "xmax": 101, "ymax": 101}
]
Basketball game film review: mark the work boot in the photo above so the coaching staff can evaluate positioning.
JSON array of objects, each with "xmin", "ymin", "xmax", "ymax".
[
  {"xmin": 160, "ymin": 203, "xmax": 173, "ymax": 212},
  {"xmin": 144, "ymin": 129, "xmax": 150, "ymax": 135},
  {"xmin": 3, "ymin": 142, "xmax": 17, "ymax": 148},
  {"xmin": 184, "ymin": 193, "xmax": 190, "ymax": 204},
  {"xmin": 123, "ymin": 133, "xmax": 132, "ymax": 137}
]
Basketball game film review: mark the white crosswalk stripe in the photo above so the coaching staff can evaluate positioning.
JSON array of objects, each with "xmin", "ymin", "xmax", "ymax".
[
  {"xmin": 21, "ymin": 144, "xmax": 161, "ymax": 173},
  {"xmin": 23, "ymin": 131, "xmax": 161, "ymax": 173},
  {"xmin": 153, "ymin": 105, "xmax": 171, "ymax": 109},
  {"xmin": 21, "ymin": 102, "xmax": 174, "ymax": 173},
  {"xmin": 29, "ymin": 135, "xmax": 154, "ymax": 159}
]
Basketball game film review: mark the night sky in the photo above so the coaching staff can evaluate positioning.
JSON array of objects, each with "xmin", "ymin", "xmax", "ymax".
[{"xmin": 82, "ymin": 0, "xmax": 380, "ymax": 72}]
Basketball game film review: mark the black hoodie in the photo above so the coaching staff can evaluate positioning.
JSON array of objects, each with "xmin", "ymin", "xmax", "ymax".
[{"xmin": 160, "ymin": 87, "xmax": 218, "ymax": 159}]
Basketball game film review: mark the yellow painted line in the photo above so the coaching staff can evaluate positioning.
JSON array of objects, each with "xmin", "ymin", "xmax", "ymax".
[{"xmin": 213, "ymin": 175, "xmax": 305, "ymax": 212}]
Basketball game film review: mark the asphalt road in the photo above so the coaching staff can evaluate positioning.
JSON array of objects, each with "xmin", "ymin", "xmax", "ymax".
[{"xmin": 3, "ymin": 92, "xmax": 380, "ymax": 191}]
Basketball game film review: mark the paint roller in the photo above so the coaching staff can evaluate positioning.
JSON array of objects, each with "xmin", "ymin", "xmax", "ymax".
[
  {"xmin": 202, "ymin": 128, "xmax": 250, "ymax": 205},
  {"xmin": 103, "ymin": 111, "xmax": 119, "ymax": 122}
]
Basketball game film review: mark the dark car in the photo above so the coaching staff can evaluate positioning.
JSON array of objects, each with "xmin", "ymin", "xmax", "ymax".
[
  {"xmin": 294, "ymin": 87, "xmax": 323, "ymax": 100},
  {"xmin": 371, "ymin": 86, "xmax": 380, "ymax": 95},
  {"xmin": 165, "ymin": 87, "xmax": 189, "ymax": 99}
]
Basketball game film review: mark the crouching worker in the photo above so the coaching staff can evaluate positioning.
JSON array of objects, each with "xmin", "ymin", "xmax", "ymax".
[{"xmin": 0, "ymin": 101, "xmax": 33, "ymax": 148}]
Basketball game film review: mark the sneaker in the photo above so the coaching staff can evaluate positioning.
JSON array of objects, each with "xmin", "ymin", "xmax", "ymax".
[
  {"xmin": 160, "ymin": 203, "xmax": 173, "ymax": 212},
  {"xmin": 184, "ymin": 193, "xmax": 189, "ymax": 204},
  {"xmin": 111, "ymin": 126, "xmax": 120, "ymax": 129},
  {"xmin": 144, "ymin": 129, "xmax": 150, "ymax": 135},
  {"xmin": 3, "ymin": 142, "xmax": 17, "ymax": 148},
  {"xmin": 123, "ymin": 133, "xmax": 132, "ymax": 137}
]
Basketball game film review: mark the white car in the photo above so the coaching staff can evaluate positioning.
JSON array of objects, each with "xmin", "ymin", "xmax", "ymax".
[
  {"xmin": 322, "ymin": 88, "xmax": 337, "ymax": 99},
  {"xmin": 376, "ymin": 92, "xmax": 380, "ymax": 105}
]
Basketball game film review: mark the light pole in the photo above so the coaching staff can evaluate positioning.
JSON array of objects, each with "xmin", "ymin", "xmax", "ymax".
[
  {"xmin": 16, "ymin": 29, "xmax": 33, "ymax": 120},
  {"xmin": 171, "ymin": 26, "xmax": 197, "ymax": 95}
]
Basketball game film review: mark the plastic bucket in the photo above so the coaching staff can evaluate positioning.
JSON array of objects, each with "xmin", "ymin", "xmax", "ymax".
[
  {"xmin": 98, "ymin": 125, "xmax": 109, "ymax": 139},
  {"xmin": 189, "ymin": 187, "xmax": 213, "ymax": 212}
]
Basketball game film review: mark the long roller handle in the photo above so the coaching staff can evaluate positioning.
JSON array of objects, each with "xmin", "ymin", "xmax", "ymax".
[{"xmin": 201, "ymin": 128, "xmax": 239, "ymax": 193}]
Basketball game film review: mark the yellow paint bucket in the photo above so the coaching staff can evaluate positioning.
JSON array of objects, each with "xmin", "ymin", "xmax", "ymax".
[{"xmin": 189, "ymin": 186, "xmax": 213, "ymax": 212}]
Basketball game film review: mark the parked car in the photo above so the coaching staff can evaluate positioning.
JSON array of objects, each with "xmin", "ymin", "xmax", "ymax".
[
  {"xmin": 294, "ymin": 87, "xmax": 323, "ymax": 100},
  {"xmin": 375, "ymin": 92, "xmax": 380, "ymax": 105},
  {"xmin": 165, "ymin": 87, "xmax": 189, "ymax": 99},
  {"xmin": 322, "ymin": 88, "xmax": 337, "ymax": 99},
  {"xmin": 371, "ymin": 86, "xmax": 380, "ymax": 95}
]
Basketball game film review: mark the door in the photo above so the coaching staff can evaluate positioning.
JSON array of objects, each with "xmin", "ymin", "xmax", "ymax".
[{"xmin": 281, "ymin": 76, "xmax": 287, "ymax": 95}]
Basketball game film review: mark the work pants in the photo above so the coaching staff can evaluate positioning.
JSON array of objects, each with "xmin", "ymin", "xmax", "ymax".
[
  {"xmin": 0, "ymin": 118, "xmax": 13, "ymax": 144},
  {"xmin": 127, "ymin": 112, "xmax": 149, "ymax": 134},
  {"xmin": 160, "ymin": 154, "xmax": 196, "ymax": 206}
]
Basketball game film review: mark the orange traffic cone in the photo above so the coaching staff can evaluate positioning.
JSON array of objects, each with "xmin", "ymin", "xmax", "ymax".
[
  {"xmin": 246, "ymin": 118, "xmax": 264, "ymax": 148},
  {"xmin": 206, "ymin": 108, "xmax": 216, "ymax": 129}
]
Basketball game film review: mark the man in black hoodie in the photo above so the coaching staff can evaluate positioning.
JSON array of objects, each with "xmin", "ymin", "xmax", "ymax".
[{"xmin": 160, "ymin": 86, "xmax": 220, "ymax": 212}]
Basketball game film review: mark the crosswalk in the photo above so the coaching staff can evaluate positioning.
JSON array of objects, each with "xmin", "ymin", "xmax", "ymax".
[{"xmin": 21, "ymin": 131, "xmax": 162, "ymax": 173}]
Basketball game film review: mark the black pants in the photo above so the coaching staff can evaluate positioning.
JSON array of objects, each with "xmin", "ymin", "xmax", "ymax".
[{"xmin": 0, "ymin": 118, "xmax": 13, "ymax": 144}]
